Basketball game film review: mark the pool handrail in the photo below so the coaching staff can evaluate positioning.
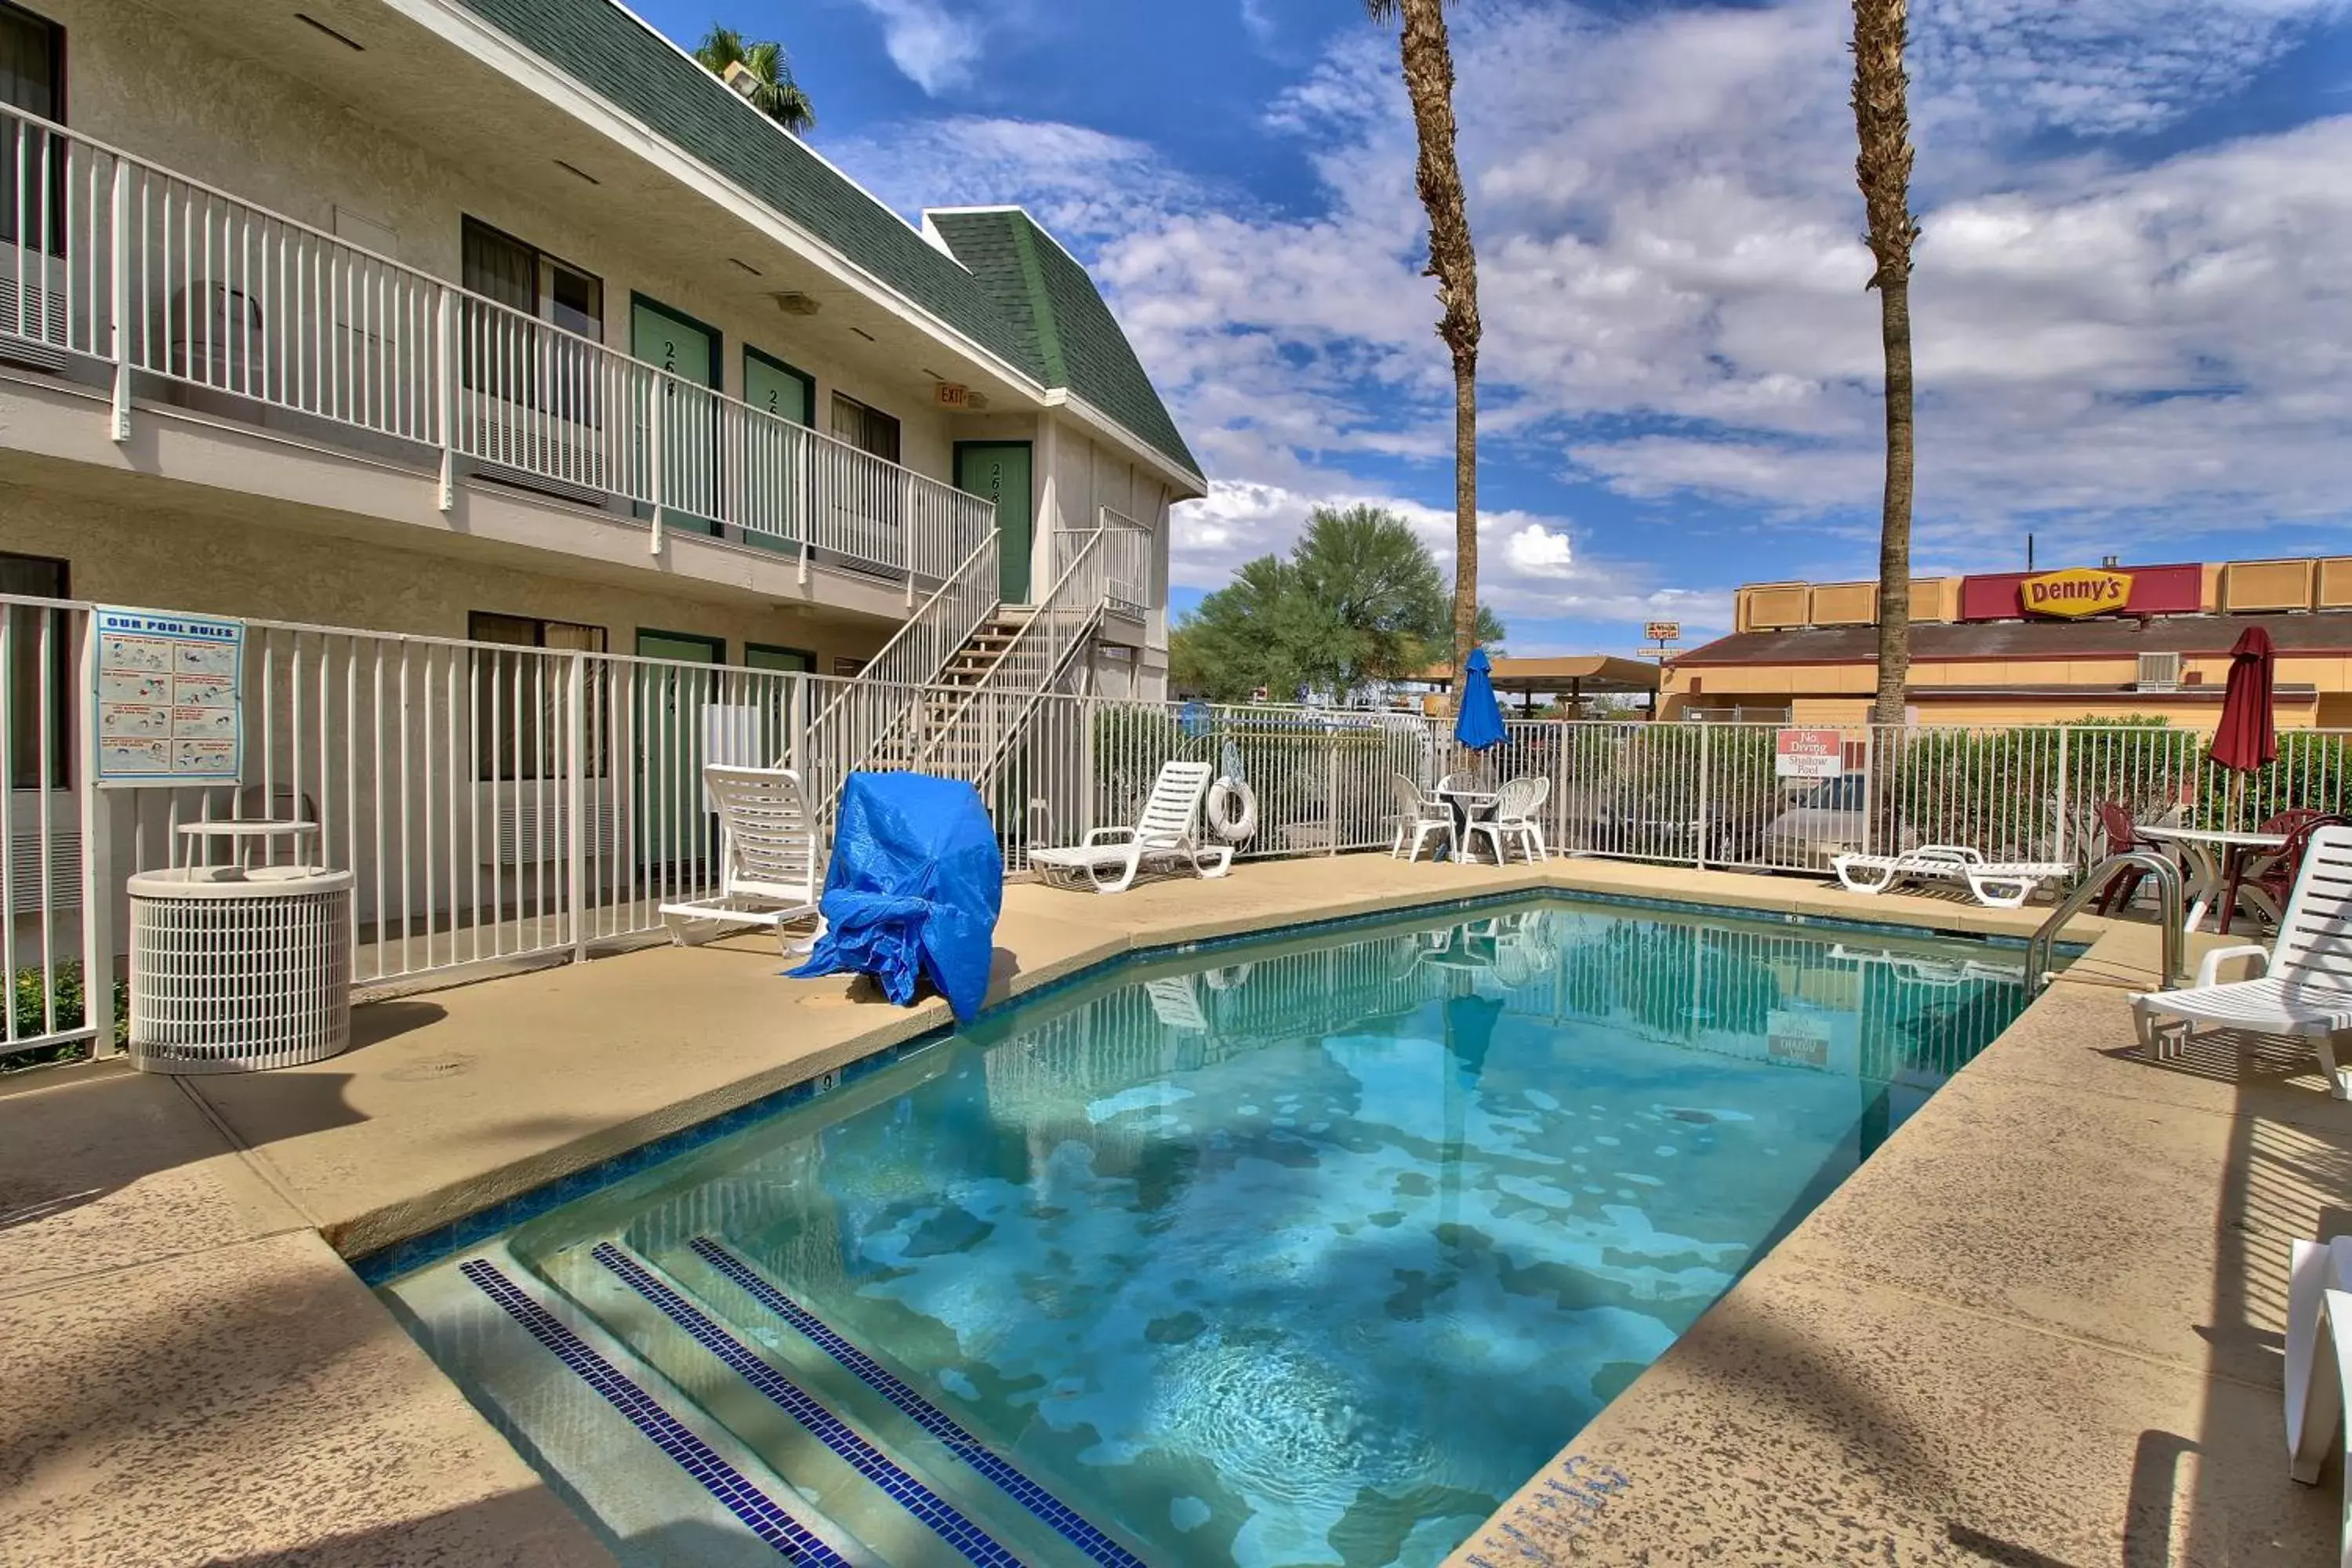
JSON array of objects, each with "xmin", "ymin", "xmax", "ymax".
[{"xmin": 2027, "ymin": 851, "xmax": 2183, "ymax": 998}]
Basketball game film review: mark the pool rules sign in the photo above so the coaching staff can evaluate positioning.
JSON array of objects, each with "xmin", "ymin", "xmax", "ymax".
[{"xmin": 93, "ymin": 607, "xmax": 245, "ymax": 786}]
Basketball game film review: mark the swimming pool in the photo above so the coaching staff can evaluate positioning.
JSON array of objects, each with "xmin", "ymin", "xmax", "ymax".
[{"xmin": 379, "ymin": 895, "xmax": 2041, "ymax": 1568}]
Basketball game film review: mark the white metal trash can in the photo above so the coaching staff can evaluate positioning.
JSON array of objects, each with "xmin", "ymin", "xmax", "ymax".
[{"xmin": 128, "ymin": 864, "xmax": 354, "ymax": 1074}]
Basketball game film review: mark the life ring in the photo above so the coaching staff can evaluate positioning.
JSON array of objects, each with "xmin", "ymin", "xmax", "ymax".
[{"xmin": 1206, "ymin": 776, "xmax": 1258, "ymax": 842}]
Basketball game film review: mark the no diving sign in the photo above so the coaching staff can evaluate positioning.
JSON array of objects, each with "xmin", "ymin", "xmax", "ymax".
[{"xmin": 1774, "ymin": 728, "xmax": 1843, "ymax": 780}]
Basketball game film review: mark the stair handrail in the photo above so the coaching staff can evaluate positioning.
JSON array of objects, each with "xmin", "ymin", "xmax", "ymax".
[
  {"xmin": 2024, "ymin": 851, "xmax": 2183, "ymax": 998},
  {"xmin": 802, "ymin": 527, "xmax": 1000, "ymax": 808},
  {"xmin": 913, "ymin": 524, "xmax": 1109, "ymax": 780}
]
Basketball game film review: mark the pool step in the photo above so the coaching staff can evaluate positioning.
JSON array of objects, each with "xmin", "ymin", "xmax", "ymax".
[
  {"xmin": 394, "ymin": 1245, "xmax": 876, "ymax": 1566},
  {"xmin": 532, "ymin": 1237, "xmax": 1128, "ymax": 1568},
  {"xmin": 539, "ymin": 1240, "xmax": 1062, "ymax": 1568},
  {"xmin": 670, "ymin": 1237, "xmax": 1152, "ymax": 1568}
]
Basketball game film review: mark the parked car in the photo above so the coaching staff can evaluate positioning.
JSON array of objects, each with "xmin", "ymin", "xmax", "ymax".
[{"xmin": 1756, "ymin": 773, "xmax": 1871, "ymax": 869}]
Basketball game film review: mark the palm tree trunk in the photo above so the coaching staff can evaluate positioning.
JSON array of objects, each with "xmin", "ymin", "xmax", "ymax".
[
  {"xmin": 1452, "ymin": 355, "xmax": 1478, "ymax": 686},
  {"xmin": 1852, "ymin": 0, "xmax": 1918, "ymax": 728},
  {"xmin": 1872, "ymin": 274, "xmax": 1912, "ymax": 722},
  {"xmin": 1385, "ymin": 0, "xmax": 1482, "ymax": 713}
]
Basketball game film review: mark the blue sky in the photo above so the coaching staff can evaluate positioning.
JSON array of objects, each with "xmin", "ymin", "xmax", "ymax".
[{"xmin": 628, "ymin": 0, "xmax": 2352, "ymax": 655}]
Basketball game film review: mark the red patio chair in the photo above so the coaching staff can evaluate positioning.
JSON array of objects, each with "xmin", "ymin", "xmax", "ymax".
[
  {"xmin": 2092, "ymin": 800, "xmax": 2160, "ymax": 915},
  {"xmin": 2219, "ymin": 810, "xmax": 2344, "ymax": 935}
]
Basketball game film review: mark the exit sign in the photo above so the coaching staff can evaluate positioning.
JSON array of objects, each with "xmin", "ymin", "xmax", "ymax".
[{"xmin": 935, "ymin": 383, "xmax": 971, "ymax": 409}]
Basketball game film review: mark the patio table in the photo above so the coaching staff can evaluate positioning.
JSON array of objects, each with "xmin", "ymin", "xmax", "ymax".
[
  {"xmin": 1438, "ymin": 787, "xmax": 1499, "ymax": 863},
  {"xmin": 2134, "ymin": 823, "xmax": 2288, "ymax": 934}
]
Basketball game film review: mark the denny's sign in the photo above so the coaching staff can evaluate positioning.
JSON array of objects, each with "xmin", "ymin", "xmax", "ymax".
[
  {"xmin": 1958, "ymin": 561, "xmax": 2202, "ymax": 622},
  {"xmin": 2021, "ymin": 567, "xmax": 2132, "ymax": 618}
]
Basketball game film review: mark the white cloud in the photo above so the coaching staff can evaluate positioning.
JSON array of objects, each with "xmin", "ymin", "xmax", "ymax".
[
  {"xmin": 823, "ymin": 0, "xmax": 2352, "ymax": 631},
  {"xmin": 849, "ymin": 0, "xmax": 983, "ymax": 94}
]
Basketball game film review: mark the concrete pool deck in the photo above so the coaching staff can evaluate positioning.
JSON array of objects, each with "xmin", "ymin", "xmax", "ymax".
[{"xmin": 1, "ymin": 852, "xmax": 2343, "ymax": 1564}]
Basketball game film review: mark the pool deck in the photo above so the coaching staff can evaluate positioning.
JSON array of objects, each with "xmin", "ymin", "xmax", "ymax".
[{"xmin": 2, "ymin": 852, "xmax": 2343, "ymax": 1565}]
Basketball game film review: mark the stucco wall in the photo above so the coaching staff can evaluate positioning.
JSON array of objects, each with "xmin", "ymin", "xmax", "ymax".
[{"xmin": 0, "ymin": 481, "xmax": 886, "ymax": 666}]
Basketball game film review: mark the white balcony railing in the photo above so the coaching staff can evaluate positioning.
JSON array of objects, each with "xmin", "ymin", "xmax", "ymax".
[
  {"xmin": 1054, "ymin": 507, "xmax": 1154, "ymax": 615},
  {"xmin": 0, "ymin": 107, "xmax": 993, "ymax": 588}
]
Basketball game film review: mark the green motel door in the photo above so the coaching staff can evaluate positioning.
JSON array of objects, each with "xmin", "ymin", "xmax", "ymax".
[
  {"xmin": 742, "ymin": 350, "xmax": 815, "ymax": 554},
  {"xmin": 632, "ymin": 298, "xmax": 718, "ymax": 535},
  {"xmin": 956, "ymin": 442, "xmax": 1033, "ymax": 603}
]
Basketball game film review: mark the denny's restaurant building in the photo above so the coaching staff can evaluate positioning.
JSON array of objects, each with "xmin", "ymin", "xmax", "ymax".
[{"xmin": 1660, "ymin": 556, "xmax": 2352, "ymax": 728}]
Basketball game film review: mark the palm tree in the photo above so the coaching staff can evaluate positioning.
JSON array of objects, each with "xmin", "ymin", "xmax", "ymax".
[
  {"xmin": 1366, "ymin": 0, "xmax": 1481, "ymax": 713},
  {"xmin": 696, "ymin": 25, "xmax": 815, "ymax": 133},
  {"xmin": 1852, "ymin": 0, "xmax": 1918, "ymax": 725}
]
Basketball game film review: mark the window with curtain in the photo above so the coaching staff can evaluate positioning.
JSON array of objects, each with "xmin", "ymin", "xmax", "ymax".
[
  {"xmin": 829, "ymin": 393, "xmax": 901, "ymax": 465},
  {"xmin": 0, "ymin": 3, "xmax": 63, "ymax": 256},
  {"xmin": 469, "ymin": 611, "xmax": 608, "ymax": 781},
  {"xmin": 2, "ymin": 550, "xmax": 68, "ymax": 789},
  {"xmin": 459, "ymin": 219, "xmax": 603, "ymax": 417}
]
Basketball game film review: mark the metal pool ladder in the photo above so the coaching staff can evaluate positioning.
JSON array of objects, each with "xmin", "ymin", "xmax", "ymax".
[{"xmin": 2025, "ymin": 851, "xmax": 2185, "ymax": 999}]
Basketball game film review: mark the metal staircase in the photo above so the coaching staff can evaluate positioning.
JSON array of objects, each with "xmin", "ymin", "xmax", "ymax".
[{"xmin": 799, "ymin": 519, "xmax": 1118, "ymax": 815}]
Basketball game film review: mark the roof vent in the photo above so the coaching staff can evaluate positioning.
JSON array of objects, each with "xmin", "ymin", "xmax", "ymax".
[{"xmin": 2136, "ymin": 651, "xmax": 2181, "ymax": 692}]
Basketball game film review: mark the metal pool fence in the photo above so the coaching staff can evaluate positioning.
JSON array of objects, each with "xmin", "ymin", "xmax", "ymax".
[{"xmin": 7, "ymin": 588, "xmax": 2349, "ymax": 1065}]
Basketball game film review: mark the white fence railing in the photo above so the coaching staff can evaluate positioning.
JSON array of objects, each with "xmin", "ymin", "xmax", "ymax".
[
  {"xmin": 11, "ymin": 588, "xmax": 2352, "ymax": 1069},
  {"xmin": 0, "ymin": 107, "xmax": 992, "ymax": 585},
  {"xmin": 1055, "ymin": 508, "xmax": 1153, "ymax": 614}
]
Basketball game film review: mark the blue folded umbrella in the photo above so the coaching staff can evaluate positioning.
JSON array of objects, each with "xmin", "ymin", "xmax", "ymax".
[
  {"xmin": 1454, "ymin": 647, "xmax": 1507, "ymax": 752},
  {"xmin": 788, "ymin": 771, "xmax": 1003, "ymax": 1021}
]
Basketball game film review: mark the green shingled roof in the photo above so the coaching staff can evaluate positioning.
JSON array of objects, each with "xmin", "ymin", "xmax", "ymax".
[
  {"xmin": 925, "ymin": 209, "xmax": 1200, "ymax": 479},
  {"xmin": 448, "ymin": 0, "xmax": 1200, "ymax": 484}
]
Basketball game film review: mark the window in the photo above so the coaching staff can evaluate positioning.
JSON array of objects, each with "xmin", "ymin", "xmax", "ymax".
[
  {"xmin": 829, "ymin": 393, "xmax": 901, "ymax": 465},
  {"xmin": 468, "ymin": 611, "xmax": 606, "ymax": 781},
  {"xmin": 743, "ymin": 644, "xmax": 814, "ymax": 673},
  {"xmin": 460, "ymin": 219, "xmax": 603, "ymax": 410},
  {"xmin": 2, "ymin": 550, "xmax": 67, "ymax": 789},
  {"xmin": 469, "ymin": 612, "xmax": 607, "ymax": 652},
  {"xmin": 0, "ymin": 2, "xmax": 64, "ymax": 256}
]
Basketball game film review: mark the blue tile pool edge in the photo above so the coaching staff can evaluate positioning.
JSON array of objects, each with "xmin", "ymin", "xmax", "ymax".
[{"xmin": 355, "ymin": 881, "xmax": 2078, "ymax": 1286}]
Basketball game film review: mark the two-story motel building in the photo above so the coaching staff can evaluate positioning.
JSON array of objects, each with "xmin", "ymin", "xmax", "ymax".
[{"xmin": 0, "ymin": 0, "xmax": 1200, "ymax": 691}]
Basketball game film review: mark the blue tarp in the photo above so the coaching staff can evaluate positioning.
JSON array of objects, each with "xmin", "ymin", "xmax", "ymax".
[
  {"xmin": 1454, "ymin": 647, "xmax": 1507, "ymax": 751},
  {"xmin": 787, "ymin": 771, "xmax": 1003, "ymax": 1022}
]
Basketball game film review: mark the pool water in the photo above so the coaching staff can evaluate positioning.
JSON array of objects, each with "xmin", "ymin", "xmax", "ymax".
[{"xmin": 381, "ymin": 897, "xmax": 2037, "ymax": 1568}]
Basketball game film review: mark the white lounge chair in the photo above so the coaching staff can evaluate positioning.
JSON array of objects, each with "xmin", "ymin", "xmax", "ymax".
[
  {"xmin": 1145, "ymin": 975, "xmax": 1210, "ymax": 1033},
  {"xmin": 1831, "ymin": 844, "xmax": 2070, "ymax": 909},
  {"xmin": 1465, "ymin": 775, "xmax": 1550, "ymax": 865},
  {"xmin": 1029, "ymin": 760, "xmax": 1233, "ymax": 895},
  {"xmin": 2285, "ymin": 1234, "xmax": 2352, "ymax": 1563},
  {"xmin": 2131, "ymin": 824, "xmax": 2352, "ymax": 1098},
  {"xmin": 657, "ymin": 765, "xmax": 822, "ymax": 955},
  {"xmin": 1389, "ymin": 772, "xmax": 1456, "ymax": 862}
]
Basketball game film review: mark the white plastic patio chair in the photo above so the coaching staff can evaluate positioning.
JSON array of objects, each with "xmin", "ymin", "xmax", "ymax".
[
  {"xmin": 657, "ymin": 765, "xmax": 822, "ymax": 956},
  {"xmin": 2284, "ymin": 1234, "xmax": 2352, "ymax": 1563},
  {"xmin": 2131, "ymin": 823, "xmax": 2352, "ymax": 1098},
  {"xmin": 1029, "ymin": 760, "xmax": 1232, "ymax": 895},
  {"xmin": 1831, "ymin": 844, "xmax": 2071, "ymax": 910},
  {"xmin": 1464, "ymin": 775, "xmax": 1550, "ymax": 865},
  {"xmin": 1390, "ymin": 773, "xmax": 1456, "ymax": 862}
]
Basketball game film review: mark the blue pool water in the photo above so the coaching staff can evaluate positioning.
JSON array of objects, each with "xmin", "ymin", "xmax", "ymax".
[{"xmin": 382, "ymin": 897, "xmax": 2038, "ymax": 1568}]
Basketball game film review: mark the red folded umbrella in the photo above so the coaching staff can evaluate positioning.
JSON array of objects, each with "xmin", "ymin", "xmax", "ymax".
[{"xmin": 2209, "ymin": 626, "xmax": 2278, "ymax": 773}]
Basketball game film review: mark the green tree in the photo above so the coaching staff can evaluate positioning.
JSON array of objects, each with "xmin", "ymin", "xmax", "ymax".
[
  {"xmin": 696, "ymin": 24, "xmax": 815, "ymax": 132},
  {"xmin": 1366, "ymin": 0, "xmax": 1481, "ymax": 716},
  {"xmin": 1170, "ymin": 505, "xmax": 1503, "ymax": 702}
]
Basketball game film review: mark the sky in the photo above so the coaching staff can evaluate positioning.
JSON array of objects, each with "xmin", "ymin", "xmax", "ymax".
[{"xmin": 626, "ymin": 0, "xmax": 2352, "ymax": 657}]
